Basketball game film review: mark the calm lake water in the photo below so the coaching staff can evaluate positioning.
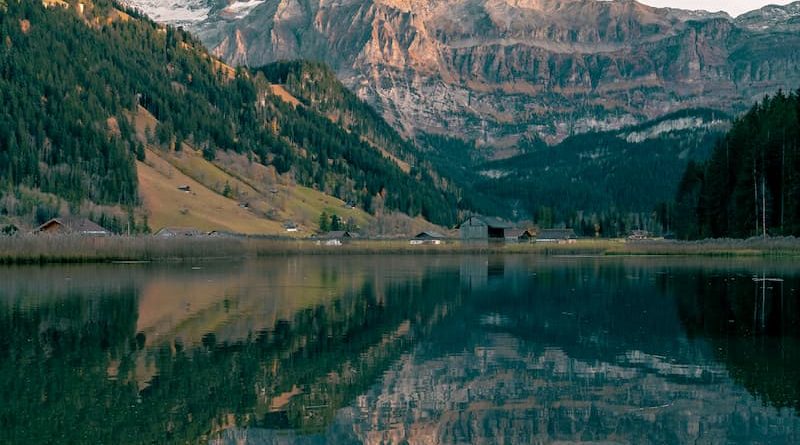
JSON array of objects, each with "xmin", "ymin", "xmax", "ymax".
[{"xmin": 2, "ymin": 255, "xmax": 800, "ymax": 444}]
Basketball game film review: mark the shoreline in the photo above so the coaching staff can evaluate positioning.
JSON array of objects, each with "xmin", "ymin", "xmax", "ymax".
[{"xmin": 1, "ymin": 236, "xmax": 800, "ymax": 264}]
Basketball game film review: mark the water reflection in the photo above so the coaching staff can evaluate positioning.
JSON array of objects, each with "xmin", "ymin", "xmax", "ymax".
[{"xmin": 1, "ymin": 256, "xmax": 799, "ymax": 444}]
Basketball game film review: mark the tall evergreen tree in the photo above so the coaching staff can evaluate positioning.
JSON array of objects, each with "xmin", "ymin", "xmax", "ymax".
[{"xmin": 674, "ymin": 89, "xmax": 800, "ymax": 238}]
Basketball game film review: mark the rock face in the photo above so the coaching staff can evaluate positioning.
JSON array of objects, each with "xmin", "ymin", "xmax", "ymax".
[{"xmin": 128, "ymin": 0, "xmax": 800, "ymax": 148}]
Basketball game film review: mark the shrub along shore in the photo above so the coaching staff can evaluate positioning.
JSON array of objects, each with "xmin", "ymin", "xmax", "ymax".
[{"xmin": 0, "ymin": 236, "xmax": 800, "ymax": 264}]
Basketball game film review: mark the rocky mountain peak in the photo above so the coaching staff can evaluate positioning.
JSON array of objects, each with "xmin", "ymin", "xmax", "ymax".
[
  {"xmin": 735, "ymin": 1, "xmax": 800, "ymax": 31},
  {"xmin": 126, "ymin": 0, "xmax": 800, "ymax": 149}
]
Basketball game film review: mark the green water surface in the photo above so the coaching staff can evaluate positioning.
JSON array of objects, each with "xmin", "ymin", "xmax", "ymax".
[{"xmin": 1, "ymin": 255, "xmax": 799, "ymax": 444}]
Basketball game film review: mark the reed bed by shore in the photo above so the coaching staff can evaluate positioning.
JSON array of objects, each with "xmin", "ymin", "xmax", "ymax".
[
  {"xmin": 0, "ymin": 236, "xmax": 798, "ymax": 264},
  {"xmin": 606, "ymin": 237, "xmax": 800, "ymax": 257},
  {"xmin": 0, "ymin": 235, "xmax": 247, "ymax": 264}
]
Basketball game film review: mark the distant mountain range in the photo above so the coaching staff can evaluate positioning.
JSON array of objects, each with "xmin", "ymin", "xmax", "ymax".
[{"xmin": 123, "ymin": 0, "xmax": 800, "ymax": 152}]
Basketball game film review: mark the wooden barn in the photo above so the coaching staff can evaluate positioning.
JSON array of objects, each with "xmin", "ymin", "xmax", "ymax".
[
  {"xmin": 34, "ymin": 217, "xmax": 110, "ymax": 236},
  {"xmin": 459, "ymin": 216, "xmax": 513, "ymax": 241}
]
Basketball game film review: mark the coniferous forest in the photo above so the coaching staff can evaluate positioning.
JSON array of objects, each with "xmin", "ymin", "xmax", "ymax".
[
  {"xmin": 674, "ymin": 90, "xmax": 800, "ymax": 239},
  {"xmin": 0, "ymin": 0, "xmax": 459, "ymax": 227},
  {"xmin": 1, "ymin": 0, "xmax": 799, "ymax": 236}
]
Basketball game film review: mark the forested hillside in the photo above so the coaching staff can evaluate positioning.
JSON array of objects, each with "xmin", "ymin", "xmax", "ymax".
[
  {"xmin": 420, "ymin": 109, "xmax": 727, "ymax": 236},
  {"xmin": 259, "ymin": 61, "xmax": 418, "ymax": 168},
  {"xmin": 0, "ymin": 0, "xmax": 458, "ymax": 230},
  {"xmin": 674, "ymin": 90, "xmax": 800, "ymax": 239}
]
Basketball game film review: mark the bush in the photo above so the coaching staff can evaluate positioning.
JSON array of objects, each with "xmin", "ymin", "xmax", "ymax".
[{"xmin": 1, "ymin": 224, "xmax": 18, "ymax": 236}]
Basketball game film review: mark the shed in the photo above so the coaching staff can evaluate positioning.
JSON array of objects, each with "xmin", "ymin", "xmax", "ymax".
[
  {"xmin": 315, "ymin": 231, "xmax": 354, "ymax": 246},
  {"xmin": 459, "ymin": 216, "xmax": 513, "ymax": 240},
  {"xmin": 536, "ymin": 228, "xmax": 577, "ymax": 244},
  {"xmin": 154, "ymin": 227, "xmax": 204, "ymax": 238},
  {"xmin": 410, "ymin": 231, "xmax": 446, "ymax": 245},
  {"xmin": 34, "ymin": 217, "xmax": 111, "ymax": 236}
]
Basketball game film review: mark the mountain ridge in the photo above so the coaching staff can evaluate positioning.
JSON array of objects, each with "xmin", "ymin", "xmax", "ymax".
[{"xmin": 123, "ymin": 0, "xmax": 800, "ymax": 151}]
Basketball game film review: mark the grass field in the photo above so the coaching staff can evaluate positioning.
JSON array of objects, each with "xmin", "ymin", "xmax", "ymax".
[
  {"xmin": 137, "ymin": 151, "xmax": 286, "ymax": 234},
  {"xmin": 131, "ymin": 105, "xmax": 374, "ymax": 235},
  {"xmin": 1, "ymin": 236, "xmax": 799, "ymax": 264}
]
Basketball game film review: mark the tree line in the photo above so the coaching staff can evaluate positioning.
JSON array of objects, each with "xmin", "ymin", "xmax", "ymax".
[{"xmin": 673, "ymin": 90, "xmax": 800, "ymax": 239}]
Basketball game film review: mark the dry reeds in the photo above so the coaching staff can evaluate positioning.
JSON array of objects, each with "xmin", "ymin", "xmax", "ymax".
[
  {"xmin": 606, "ymin": 237, "xmax": 800, "ymax": 257},
  {"xmin": 0, "ymin": 235, "xmax": 247, "ymax": 264},
  {"xmin": 0, "ymin": 236, "xmax": 798, "ymax": 264}
]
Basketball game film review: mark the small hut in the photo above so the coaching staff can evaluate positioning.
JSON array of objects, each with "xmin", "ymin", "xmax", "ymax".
[
  {"xmin": 410, "ymin": 231, "xmax": 446, "ymax": 245},
  {"xmin": 536, "ymin": 228, "xmax": 577, "ymax": 244},
  {"xmin": 315, "ymin": 231, "xmax": 354, "ymax": 246},
  {"xmin": 154, "ymin": 227, "xmax": 204, "ymax": 238}
]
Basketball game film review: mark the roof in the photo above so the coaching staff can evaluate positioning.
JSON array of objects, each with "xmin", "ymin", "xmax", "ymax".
[
  {"xmin": 537, "ymin": 228, "xmax": 577, "ymax": 239},
  {"xmin": 317, "ymin": 230, "xmax": 353, "ymax": 239},
  {"xmin": 414, "ymin": 231, "xmax": 446, "ymax": 239},
  {"xmin": 208, "ymin": 230, "xmax": 241, "ymax": 238},
  {"xmin": 35, "ymin": 217, "xmax": 110, "ymax": 235},
  {"xmin": 460, "ymin": 216, "xmax": 514, "ymax": 229},
  {"xmin": 154, "ymin": 227, "xmax": 204, "ymax": 237},
  {"xmin": 504, "ymin": 229, "xmax": 533, "ymax": 238}
]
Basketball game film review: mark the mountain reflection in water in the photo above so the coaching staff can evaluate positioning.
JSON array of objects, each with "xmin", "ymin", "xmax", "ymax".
[{"xmin": 1, "ymin": 256, "xmax": 799, "ymax": 444}]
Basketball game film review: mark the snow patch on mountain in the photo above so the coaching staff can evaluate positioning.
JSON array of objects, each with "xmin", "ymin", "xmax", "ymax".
[
  {"xmin": 221, "ymin": 0, "xmax": 267, "ymax": 19},
  {"xmin": 735, "ymin": 1, "xmax": 800, "ymax": 31},
  {"xmin": 620, "ymin": 117, "xmax": 729, "ymax": 143},
  {"xmin": 119, "ymin": 0, "xmax": 212, "ymax": 26}
]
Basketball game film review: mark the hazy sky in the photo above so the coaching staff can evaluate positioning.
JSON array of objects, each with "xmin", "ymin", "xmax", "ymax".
[{"xmin": 637, "ymin": 0, "xmax": 796, "ymax": 17}]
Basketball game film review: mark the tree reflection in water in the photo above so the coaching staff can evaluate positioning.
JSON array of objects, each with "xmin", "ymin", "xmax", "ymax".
[{"xmin": 0, "ymin": 257, "xmax": 799, "ymax": 444}]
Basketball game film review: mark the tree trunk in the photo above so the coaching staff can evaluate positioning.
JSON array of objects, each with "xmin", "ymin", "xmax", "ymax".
[
  {"xmin": 762, "ymin": 173, "xmax": 767, "ymax": 238},
  {"xmin": 754, "ymin": 162, "xmax": 759, "ymax": 236}
]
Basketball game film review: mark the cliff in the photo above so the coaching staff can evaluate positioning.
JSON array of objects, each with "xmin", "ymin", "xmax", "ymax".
[{"xmin": 127, "ymin": 0, "xmax": 800, "ymax": 148}]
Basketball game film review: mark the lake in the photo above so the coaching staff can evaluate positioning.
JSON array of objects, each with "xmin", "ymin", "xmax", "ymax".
[{"xmin": 2, "ymin": 255, "xmax": 800, "ymax": 444}]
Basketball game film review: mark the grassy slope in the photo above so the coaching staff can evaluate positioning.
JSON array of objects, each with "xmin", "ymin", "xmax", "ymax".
[
  {"xmin": 132, "ymin": 106, "xmax": 373, "ymax": 234},
  {"xmin": 137, "ymin": 151, "xmax": 283, "ymax": 234}
]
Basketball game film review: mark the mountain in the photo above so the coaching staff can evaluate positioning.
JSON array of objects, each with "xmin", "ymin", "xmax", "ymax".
[
  {"xmin": 0, "ymin": 0, "xmax": 459, "ymax": 233},
  {"xmin": 123, "ymin": 0, "xmax": 800, "ymax": 153},
  {"xmin": 736, "ymin": 1, "xmax": 800, "ymax": 32}
]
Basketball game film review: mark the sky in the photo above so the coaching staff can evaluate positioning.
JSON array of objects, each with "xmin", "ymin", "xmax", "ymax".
[{"xmin": 637, "ymin": 0, "xmax": 796, "ymax": 17}]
